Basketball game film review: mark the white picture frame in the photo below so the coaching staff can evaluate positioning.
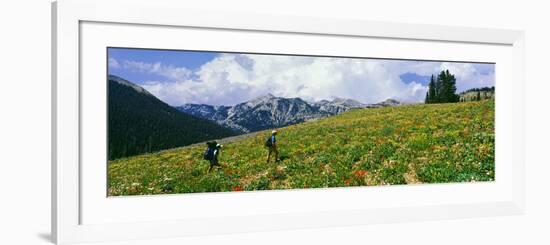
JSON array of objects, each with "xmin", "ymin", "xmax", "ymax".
[{"xmin": 52, "ymin": 0, "xmax": 525, "ymax": 244}]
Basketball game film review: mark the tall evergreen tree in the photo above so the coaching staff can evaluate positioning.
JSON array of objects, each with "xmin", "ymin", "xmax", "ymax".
[
  {"xmin": 448, "ymin": 70, "xmax": 459, "ymax": 102},
  {"xmin": 425, "ymin": 70, "xmax": 459, "ymax": 104},
  {"xmin": 425, "ymin": 75, "xmax": 437, "ymax": 103}
]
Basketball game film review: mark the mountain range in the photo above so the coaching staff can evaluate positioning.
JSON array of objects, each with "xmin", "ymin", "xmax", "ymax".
[
  {"xmin": 177, "ymin": 94, "xmax": 400, "ymax": 133},
  {"xmin": 108, "ymin": 74, "xmax": 402, "ymax": 159},
  {"xmin": 108, "ymin": 75, "xmax": 237, "ymax": 160}
]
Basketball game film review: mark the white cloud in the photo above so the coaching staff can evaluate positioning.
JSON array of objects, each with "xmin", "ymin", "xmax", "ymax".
[
  {"xmin": 142, "ymin": 54, "xmax": 434, "ymax": 106},
  {"xmin": 125, "ymin": 54, "xmax": 493, "ymax": 106},
  {"xmin": 123, "ymin": 60, "xmax": 192, "ymax": 81},
  {"xmin": 439, "ymin": 62, "xmax": 495, "ymax": 92},
  {"xmin": 108, "ymin": 57, "xmax": 120, "ymax": 69},
  {"xmin": 386, "ymin": 61, "xmax": 495, "ymax": 93}
]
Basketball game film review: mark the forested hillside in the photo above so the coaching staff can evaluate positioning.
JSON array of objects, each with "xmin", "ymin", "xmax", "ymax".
[
  {"xmin": 108, "ymin": 75, "xmax": 237, "ymax": 160},
  {"xmin": 459, "ymin": 87, "xmax": 495, "ymax": 102}
]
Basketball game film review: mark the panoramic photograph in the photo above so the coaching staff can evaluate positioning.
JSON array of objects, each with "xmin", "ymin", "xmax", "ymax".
[{"xmin": 107, "ymin": 47, "xmax": 495, "ymax": 196}]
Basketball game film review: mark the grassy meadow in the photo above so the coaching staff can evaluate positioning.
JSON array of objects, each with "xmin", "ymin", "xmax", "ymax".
[{"xmin": 108, "ymin": 100, "xmax": 495, "ymax": 196}]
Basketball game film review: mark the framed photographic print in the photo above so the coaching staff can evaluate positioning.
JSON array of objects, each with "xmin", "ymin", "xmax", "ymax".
[
  {"xmin": 52, "ymin": 0, "xmax": 525, "ymax": 244},
  {"xmin": 106, "ymin": 47, "xmax": 497, "ymax": 195}
]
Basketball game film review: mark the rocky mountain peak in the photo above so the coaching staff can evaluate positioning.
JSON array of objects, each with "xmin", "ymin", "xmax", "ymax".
[{"xmin": 177, "ymin": 94, "xmax": 400, "ymax": 134}]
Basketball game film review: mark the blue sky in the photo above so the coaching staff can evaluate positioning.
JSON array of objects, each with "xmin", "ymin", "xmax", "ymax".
[
  {"xmin": 108, "ymin": 47, "xmax": 495, "ymax": 106},
  {"xmin": 399, "ymin": 72, "xmax": 431, "ymax": 86},
  {"xmin": 108, "ymin": 48, "xmax": 217, "ymax": 82}
]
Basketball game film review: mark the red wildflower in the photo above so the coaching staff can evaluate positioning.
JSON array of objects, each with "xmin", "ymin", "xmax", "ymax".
[
  {"xmin": 354, "ymin": 170, "xmax": 369, "ymax": 178},
  {"xmin": 344, "ymin": 178, "xmax": 351, "ymax": 186},
  {"xmin": 232, "ymin": 186, "xmax": 244, "ymax": 192}
]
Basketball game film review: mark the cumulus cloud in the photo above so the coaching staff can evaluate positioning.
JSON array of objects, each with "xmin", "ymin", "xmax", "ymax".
[
  {"xmin": 439, "ymin": 62, "xmax": 495, "ymax": 92},
  {"xmin": 391, "ymin": 61, "xmax": 495, "ymax": 92},
  {"xmin": 118, "ymin": 53, "xmax": 494, "ymax": 106},
  {"xmin": 123, "ymin": 60, "xmax": 192, "ymax": 81}
]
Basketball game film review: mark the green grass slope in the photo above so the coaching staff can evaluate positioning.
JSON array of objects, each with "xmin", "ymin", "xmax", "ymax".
[{"xmin": 108, "ymin": 100, "xmax": 495, "ymax": 196}]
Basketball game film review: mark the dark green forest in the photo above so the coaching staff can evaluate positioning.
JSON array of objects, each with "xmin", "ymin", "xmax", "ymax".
[
  {"xmin": 108, "ymin": 75, "xmax": 237, "ymax": 160},
  {"xmin": 461, "ymin": 87, "xmax": 495, "ymax": 93}
]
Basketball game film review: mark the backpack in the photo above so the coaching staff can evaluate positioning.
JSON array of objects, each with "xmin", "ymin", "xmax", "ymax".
[
  {"xmin": 264, "ymin": 136, "xmax": 273, "ymax": 147},
  {"xmin": 203, "ymin": 147, "xmax": 215, "ymax": 160},
  {"xmin": 203, "ymin": 141, "xmax": 217, "ymax": 160}
]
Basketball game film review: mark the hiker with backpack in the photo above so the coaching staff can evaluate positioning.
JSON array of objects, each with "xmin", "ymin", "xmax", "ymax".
[
  {"xmin": 265, "ymin": 130, "xmax": 279, "ymax": 163},
  {"xmin": 204, "ymin": 141, "xmax": 223, "ymax": 173}
]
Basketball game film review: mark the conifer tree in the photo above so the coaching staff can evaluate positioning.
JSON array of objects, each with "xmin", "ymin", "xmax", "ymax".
[
  {"xmin": 425, "ymin": 70, "xmax": 459, "ymax": 104},
  {"xmin": 425, "ymin": 75, "xmax": 437, "ymax": 103},
  {"xmin": 437, "ymin": 70, "xmax": 459, "ymax": 103}
]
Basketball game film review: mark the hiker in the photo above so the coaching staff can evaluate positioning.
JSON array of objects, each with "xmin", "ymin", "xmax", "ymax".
[
  {"xmin": 265, "ymin": 130, "xmax": 279, "ymax": 163},
  {"xmin": 204, "ymin": 141, "xmax": 223, "ymax": 172}
]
